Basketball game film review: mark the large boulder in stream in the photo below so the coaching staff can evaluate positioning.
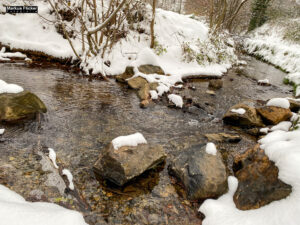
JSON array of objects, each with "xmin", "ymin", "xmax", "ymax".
[
  {"xmin": 0, "ymin": 91, "xmax": 47, "ymax": 122},
  {"xmin": 223, "ymin": 103, "xmax": 264, "ymax": 128},
  {"xmin": 233, "ymin": 144, "xmax": 292, "ymax": 210},
  {"xmin": 168, "ymin": 144, "xmax": 228, "ymax": 200},
  {"xmin": 93, "ymin": 143, "xmax": 166, "ymax": 186},
  {"xmin": 256, "ymin": 106, "xmax": 292, "ymax": 125}
]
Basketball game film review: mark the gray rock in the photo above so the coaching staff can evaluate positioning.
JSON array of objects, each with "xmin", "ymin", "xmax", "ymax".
[
  {"xmin": 93, "ymin": 143, "xmax": 166, "ymax": 186},
  {"xmin": 168, "ymin": 144, "xmax": 228, "ymax": 200}
]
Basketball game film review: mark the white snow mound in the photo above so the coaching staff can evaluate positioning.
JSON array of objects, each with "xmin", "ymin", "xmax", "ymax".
[
  {"xmin": 266, "ymin": 98, "xmax": 290, "ymax": 109},
  {"xmin": 205, "ymin": 143, "xmax": 217, "ymax": 156},
  {"xmin": 112, "ymin": 132, "xmax": 147, "ymax": 150},
  {"xmin": 168, "ymin": 94, "xmax": 183, "ymax": 108},
  {"xmin": 0, "ymin": 80, "xmax": 24, "ymax": 94},
  {"xmin": 0, "ymin": 184, "xmax": 88, "ymax": 225}
]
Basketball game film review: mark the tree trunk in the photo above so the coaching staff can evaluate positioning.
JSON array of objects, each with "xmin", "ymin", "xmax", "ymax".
[{"xmin": 150, "ymin": 0, "xmax": 156, "ymax": 48}]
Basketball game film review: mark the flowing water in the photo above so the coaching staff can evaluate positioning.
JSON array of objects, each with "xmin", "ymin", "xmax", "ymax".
[{"xmin": 0, "ymin": 59, "xmax": 292, "ymax": 225}]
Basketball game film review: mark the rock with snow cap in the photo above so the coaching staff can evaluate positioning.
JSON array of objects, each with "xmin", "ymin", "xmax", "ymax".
[
  {"xmin": 223, "ymin": 103, "xmax": 264, "ymax": 128},
  {"xmin": 168, "ymin": 144, "xmax": 228, "ymax": 200},
  {"xmin": 93, "ymin": 134, "xmax": 166, "ymax": 186}
]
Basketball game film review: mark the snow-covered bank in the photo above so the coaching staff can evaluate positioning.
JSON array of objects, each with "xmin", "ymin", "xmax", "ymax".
[
  {"xmin": 0, "ymin": 1, "xmax": 80, "ymax": 59},
  {"xmin": 0, "ymin": 1, "xmax": 236, "ymax": 78},
  {"xmin": 244, "ymin": 21, "xmax": 300, "ymax": 74},
  {"xmin": 244, "ymin": 20, "xmax": 300, "ymax": 96},
  {"xmin": 199, "ymin": 112, "xmax": 300, "ymax": 225},
  {"xmin": 0, "ymin": 185, "xmax": 87, "ymax": 225}
]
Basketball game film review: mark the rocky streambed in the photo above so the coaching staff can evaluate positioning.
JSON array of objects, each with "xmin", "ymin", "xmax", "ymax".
[{"xmin": 0, "ymin": 58, "xmax": 294, "ymax": 225}]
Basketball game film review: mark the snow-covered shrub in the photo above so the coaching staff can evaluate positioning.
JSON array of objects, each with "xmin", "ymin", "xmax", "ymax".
[{"xmin": 182, "ymin": 32, "xmax": 237, "ymax": 66}]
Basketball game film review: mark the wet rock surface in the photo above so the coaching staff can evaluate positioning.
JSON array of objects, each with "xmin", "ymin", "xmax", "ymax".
[
  {"xmin": 256, "ymin": 106, "xmax": 292, "ymax": 125},
  {"xmin": 205, "ymin": 133, "xmax": 241, "ymax": 143},
  {"xmin": 0, "ymin": 91, "xmax": 47, "ymax": 122},
  {"xmin": 223, "ymin": 103, "xmax": 264, "ymax": 127},
  {"xmin": 169, "ymin": 144, "xmax": 228, "ymax": 200},
  {"xmin": 208, "ymin": 79, "xmax": 223, "ymax": 89},
  {"xmin": 93, "ymin": 143, "xmax": 166, "ymax": 186},
  {"xmin": 233, "ymin": 144, "xmax": 292, "ymax": 210}
]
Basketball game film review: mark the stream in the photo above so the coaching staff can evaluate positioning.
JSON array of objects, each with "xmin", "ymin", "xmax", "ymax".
[{"xmin": 0, "ymin": 57, "xmax": 293, "ymax": 225}]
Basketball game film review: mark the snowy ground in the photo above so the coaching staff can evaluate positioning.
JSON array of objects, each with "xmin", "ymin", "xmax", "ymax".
[
  {"xmin": 0, "ymin": 0, "xmax": 237, "ymax": 98},
  {"xmin": 200, "ymin": 105, "xmax": 300, "ymax": 225},
  {"xmin": 0, "ymin": 185, "xmax": 87, "ymax": 225},
  {"xmin": 244, "ymin": 20, "xmax": 300, "ymax": 96}
]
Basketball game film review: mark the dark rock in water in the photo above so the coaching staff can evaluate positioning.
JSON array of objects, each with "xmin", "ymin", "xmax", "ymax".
[
  {"xmin": 223, "ymin": 103, "xmax": 264, "ymax": 128},
  {"xmin": 168, "ymin": 144, "xmax": 228, "ymax": 200},
  {"xmin": 208, "ymin": 79, "xmax": 223, "ymax": 89},
  {"xmin": 233, "ymin": 144, "xmax": 292, "ymax": 210},
  {"xmin": 127, "ymin": 77, "xmax": 148, "ymax": 90},
  {"xmin": 288, "ymin": 99, "xmax": 300, "ymax": 112},
  {"xmin": 256, "ymin": 106, "xmax": 292, "ymax": 125},
  {"xmin": 205, "ymin": 133, "xmax": 241, "ymax": 143},
  {"xmin": 93, "ymin": 143, "xmax": 166, "ymax": 186},
  {"xmin": 0, "ymin": 91, "xmax": 47, "ymax": 122},
  {"xmin": 116, "ymin": 66, "xmax": 135, "ymax": 83},
  {"xmin": 138, "ymin": 65, "xmax": 165, "ymax": 75}
]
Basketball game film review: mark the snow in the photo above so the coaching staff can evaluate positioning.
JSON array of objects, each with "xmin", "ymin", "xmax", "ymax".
[
  {"xmin": 48, "ymin": 148, "xmax": 58, "ymax": 169},
  {"xmin": 258, "ymin": 79, "xmax": 270, "ymax": 85},
  {"xmin": 205, "ymin": 143, "xmax": 217, "ymax": 156},
  {"xmin": 0, "ymin": 0, "xmax": 236, "ymax": 96},
  {"xmin": 270, "ymin": 121, "xmax": 292, "ymax": 132},
  {"xmin": 244, "ymin": 23, "xmax": 300, "ymax": 74},
  {"xmin": 230, "ymin": 108, "xmax": 246, "ymax": 115},
  {"xmin": 168, "ymin": 94, "xmax": 183, "ymax": 108},
  {"xmin": 200, "ymin": 115, "xmax": 300, "ymax": 225},
  {"xmin": 112, "ymin": 132, "xmax": 147, "ymax": 150},
  {"xmin": 266, "ymin": 98, "xmax": 290, "ymax": 109},
  {"xmin": 0, "ymin": 47, "xmax": 27, "ymax": 61},
  {"xmin": 0, "ymin": 184, "xmax": 87, "ymax": 225},
  {"xmin": 260, "ymin": 127, "xmax": 270, "ymax": 134},
  {"xmin": 0, "ymin": 1, "xmax": 80, "ymax": 59},
  {"xmin": 150, "ymin": 90, "xmax": 159, "ymax": 100},
  {"xmin": 62, "ymin": 169, "xmax": 74, "ymax": 190},
  {"xmin": 0, "ymin": 129, "xmax": 5, "ymax": 135},
  {"xmin": 0, "ymin": 79, "xmax": 24, "ymax": 94}
]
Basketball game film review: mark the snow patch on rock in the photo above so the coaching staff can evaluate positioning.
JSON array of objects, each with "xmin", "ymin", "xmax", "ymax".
[{"xmin": 112, "ymin": 132, "xmax": 147, "ymax": 150}]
